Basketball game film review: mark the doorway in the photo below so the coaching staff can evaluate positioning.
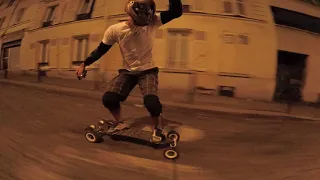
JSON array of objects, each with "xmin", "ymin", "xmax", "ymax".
[
  {"xmin": 1, "ymin": 40, "xmax": 22, "ymax": 70},
  {"xmin": 273, "ymin": 50, "xmax": 307, "ymax": 102},
  {"xmin": 0, "ymin": 48, "xmax": 9, "ymax": 70}
]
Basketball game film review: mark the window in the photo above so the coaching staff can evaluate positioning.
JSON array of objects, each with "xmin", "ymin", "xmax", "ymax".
[
  {"xmin": 221, "ymin": 31, "xmax": 236, "ymax": 44},
  {"xmin": 223, "ymin": 0, "xmax": 233, "ymax": 13},
  {"xmin": 40, "ymin": 41, "xmax": 49, "ymax": 64},
  {"xmin": 73, "ymin": 36, "xmax": 89, "ymax": 65},
  {"xmin": 42, "ymin": 5, "xmax": 57, "ymax": 27},
  {"xmin": 300, "ymin": 0, "xmax": 320, "ymax": 6},
  {"xmin": 79, "ymin": 0, "xmax": 91, "ymax": 14},
  {"xmin": 167, "ymin": 30, "xmax": 190, "ymax": 69},
  {"xmin": 182, "ymin": 5, "xmax": 190, "ymax": 13},
  {"xmin": 236, "ymin": 0, "xmax": 245, "ymax": 15},
  {"xmin": 195, "ymin": 31, "xmax": 205, "ymax": 41},
  {"xmin": 238, "ymin": 34, "xmax": 249, "ymax": 45},
  {"xmin": 15, "ymin": 8, "xmax": 25, "ymax": 23},
  {"xmin": 76, "ymin": 0, "xmax": 95, "ymax": 20},
  {"xmin": 0, "ymin": 17, "xmax": 5, "ymax": 28},
  {"xmin": 271, "ymin": 6, "xmax": 320, "ymax": 34},
  {"xmin": 7, "ymin": 0, "xmax": 15, "ymax": 7}
]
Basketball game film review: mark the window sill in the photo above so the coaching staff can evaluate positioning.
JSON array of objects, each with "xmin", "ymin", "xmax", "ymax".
[
  {"xmin": 159, "ymin": 68, "xmax": 204, "ymax": 74},
  {"xmin": 42, "ymin": 21, "xmax": 52, "ymax": 28},
  {"xmin": 76, "ymin": 13, "xmax": 92, "ymax": 21}
]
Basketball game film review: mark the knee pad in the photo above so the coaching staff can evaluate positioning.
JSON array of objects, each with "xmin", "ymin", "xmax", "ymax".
[
  {"xmin": 143, "ymin": 95, "xmax": 162, "ymax": 117},
  {"xmin": 102, "ymin": 92, "xmax": 121, "ymax": 111}
]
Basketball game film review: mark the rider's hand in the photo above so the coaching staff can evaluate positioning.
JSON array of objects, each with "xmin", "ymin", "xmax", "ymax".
[{"xmin": 76, "ymin": 63, "xmax": 85, "ymax": 77}]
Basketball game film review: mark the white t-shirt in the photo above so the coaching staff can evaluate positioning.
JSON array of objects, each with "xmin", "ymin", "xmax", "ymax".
[{"xmin": 102, "ymin": 14, "xmax": 163, "ymax": 72}]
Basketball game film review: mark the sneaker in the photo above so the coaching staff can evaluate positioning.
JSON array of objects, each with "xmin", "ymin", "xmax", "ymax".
[
  {"xmin": 107, "ymin": 122, "xmax": 130, "ymax": 134},
  {"xmin": 151, "ymin": 127, "xmax": 165, "ymax": 144}
]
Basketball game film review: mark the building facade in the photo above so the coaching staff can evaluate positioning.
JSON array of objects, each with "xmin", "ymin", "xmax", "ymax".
[
  {"xmin": 270, "ymin": 0, "xmax": 320, "ymax": 102},
  {"xmin": 0, "ymin": 0, "xmax": 319, "ymax": 103},
  {"xmin": 0, "ymin": 0, "xmax": 108, "ymax": 80}
]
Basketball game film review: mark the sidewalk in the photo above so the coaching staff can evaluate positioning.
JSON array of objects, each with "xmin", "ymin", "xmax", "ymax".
[{"xmin": 1, "ymin": 73, "xmax": 320, "ymax": 121}]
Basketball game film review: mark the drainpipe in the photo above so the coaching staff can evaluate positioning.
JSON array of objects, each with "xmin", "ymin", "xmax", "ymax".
[
  {"xmin": 187, "ymin": 71, "xmax": 196, "ymax": 104},
  {"xmin": 93, "ymin": 0, "xmax": 109, "ymax": 90}
]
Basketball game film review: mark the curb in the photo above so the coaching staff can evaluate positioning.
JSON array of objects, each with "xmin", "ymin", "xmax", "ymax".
[{"xmin": 1, "ymin": 79, "xmax": 319, "ymax": 121}]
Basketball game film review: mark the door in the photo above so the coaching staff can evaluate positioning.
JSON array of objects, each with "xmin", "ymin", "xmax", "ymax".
[
  {"xmin": 8, "ymin": 46, "xmax": 21, "ymax": 70},
  {"xmin": 274, "ymin": 50, "xmax": 307, "ymax": 102}
]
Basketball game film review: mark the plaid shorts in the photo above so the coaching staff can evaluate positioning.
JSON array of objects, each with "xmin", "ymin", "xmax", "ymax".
[{"xmin": 106, "ymin": 67, "xmax": 159, "ymax": 101}]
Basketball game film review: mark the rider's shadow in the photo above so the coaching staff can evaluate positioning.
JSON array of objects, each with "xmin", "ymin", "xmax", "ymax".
[{"xmin": 124, "ymin": 116, "xmax": 183, "ymax": 130}]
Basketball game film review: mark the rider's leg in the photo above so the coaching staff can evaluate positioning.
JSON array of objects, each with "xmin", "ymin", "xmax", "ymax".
[
  {"xmin": 143, "ymin": 95, "xmax": 163, "ymax": 128},
  {"xmin": 138, "ymin": 68, "xmax": 164, "ymax": 142},
  {"xmin": 102, "ymin": 92, "xmax": 123, "ymax": 123},
  {"xmin": 103, "ymin": 71, "xmax": 138, "ymax": 131},
  {"xmin": 144, "ymin": 95, "xmax": 164, "ymax": 143}
]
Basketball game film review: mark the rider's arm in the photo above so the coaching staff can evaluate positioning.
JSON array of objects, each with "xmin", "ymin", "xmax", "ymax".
[
  {"xmin": 83, "ymin": 25, "xmax": 117, "ymax": 67},
  {"xmin": 160, "ymin": 0, "xmax": 183, "ymax": 25},
  {"xmin": 83, "ymin": 42, "xmax": 112, "ymax": 66}
]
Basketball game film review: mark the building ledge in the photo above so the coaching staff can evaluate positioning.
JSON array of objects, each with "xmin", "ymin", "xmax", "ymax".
[
  {"xmin": 108, "ymin": 12, "xmax": 267, "ymax": 23},
  {"xmin": 28, "ymin": 16, "xmax": 105, "ymax": 33},
  {"xmin": 160, "ymin": 68, "xmax": 205, "ymax": 74},
  {"xmin": 275, "ymin": 24, "xmax": 319, "ymax": 35}
]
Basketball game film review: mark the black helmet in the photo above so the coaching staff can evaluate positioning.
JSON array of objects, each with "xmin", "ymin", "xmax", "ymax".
[{"xmin": 124, "ymin": 0, "xmax": 156, "ymax": 26}]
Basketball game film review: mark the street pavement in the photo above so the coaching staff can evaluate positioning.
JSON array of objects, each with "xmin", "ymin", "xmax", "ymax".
[{"xmin": 1, "ymin": 84, "xmax": 320, "ymax": 180}]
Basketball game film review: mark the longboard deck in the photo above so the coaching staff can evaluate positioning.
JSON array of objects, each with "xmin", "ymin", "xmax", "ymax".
[{"xmin": 107, "ymin": 126, "xmax": 173, "ymax": 149}]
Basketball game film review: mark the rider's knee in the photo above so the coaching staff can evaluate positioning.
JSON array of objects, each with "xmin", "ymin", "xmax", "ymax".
[
  {"xmin": 102, "ymin": 92, "xmax": 121, "ymax": 111},
  {"xmin": 143, "ymin": 94, "xmax": 162, "ymax": 117}
]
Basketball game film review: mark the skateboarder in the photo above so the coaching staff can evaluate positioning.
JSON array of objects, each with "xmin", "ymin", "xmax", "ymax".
[{"xmin": 76, "ymin": 0, "xmax": 183, "ymax": 143}]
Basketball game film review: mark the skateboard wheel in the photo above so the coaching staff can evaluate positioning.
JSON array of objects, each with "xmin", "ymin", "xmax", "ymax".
[
  {"xmin": 164, "ymin": 148, "xmax": 179, "ymax": 160},
  {"xmin": 167, "ymin": 130, "xmax": 180, "ymax": 142},
  {"xmin": 85, "ymin": 129, "xmax": 103, "ymax": 143}
]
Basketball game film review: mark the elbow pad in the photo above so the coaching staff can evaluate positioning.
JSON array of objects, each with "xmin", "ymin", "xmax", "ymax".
[
  {"xmin": 161, "ymin": 0, "xmax": 183, "ymax": 24},
  {"xmin": 169, "ymin": 0, "xmax": 183, "ymax": 17},
  {"xmin": 83, "ymin": 42, "xmax": 112, "ymax": 66}
]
